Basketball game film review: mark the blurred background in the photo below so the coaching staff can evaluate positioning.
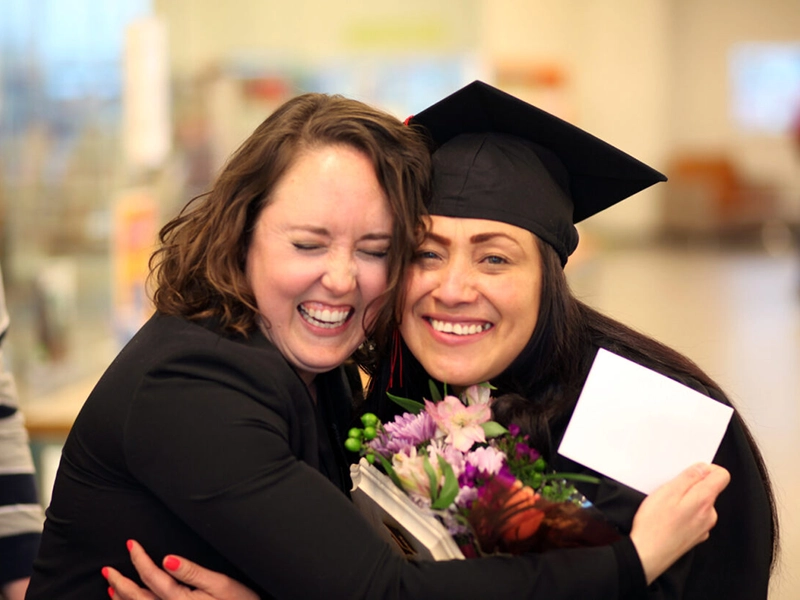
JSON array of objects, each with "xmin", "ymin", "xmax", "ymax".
[{"xmin": 1, "ymin": 0, "xmax": 798, "ymax": 596}]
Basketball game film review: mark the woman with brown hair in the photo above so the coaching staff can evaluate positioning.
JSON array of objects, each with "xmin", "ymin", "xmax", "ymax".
[{"xmin": 29, "ymin": 88, "xmax": 728, "ymax": 600}]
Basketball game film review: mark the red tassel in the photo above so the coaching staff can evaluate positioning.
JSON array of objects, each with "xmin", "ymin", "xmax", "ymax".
[{"xmin": 388, "ymin": 328, "xmax": 403, "ymax": 389}]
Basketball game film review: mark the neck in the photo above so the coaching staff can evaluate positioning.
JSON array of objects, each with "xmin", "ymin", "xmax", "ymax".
[{"xmin": 300, "ymin": 371, "xmax": 317, "ymax": 403}]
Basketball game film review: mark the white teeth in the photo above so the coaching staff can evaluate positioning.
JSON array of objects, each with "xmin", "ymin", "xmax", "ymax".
[
  {"xmin": 300, "ymin": 306, "xmax": 351, "ymax": 328},
  {"xmin": 429, "ymin": 319, "xmax": 491, "ymax": 336}
]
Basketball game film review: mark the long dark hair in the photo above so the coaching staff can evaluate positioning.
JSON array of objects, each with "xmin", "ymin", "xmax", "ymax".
[{"xmin": 367, "ymin": 236, "xmax": 779, "ymax": 569}]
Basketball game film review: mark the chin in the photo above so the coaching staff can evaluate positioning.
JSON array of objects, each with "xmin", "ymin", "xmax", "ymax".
[{"xmin": 429, "ymin": 367, "xmax": 481, "ymax": 389}]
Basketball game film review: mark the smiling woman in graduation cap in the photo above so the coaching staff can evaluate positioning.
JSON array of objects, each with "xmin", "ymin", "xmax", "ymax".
[
  {"xmin": 375, "ymin": 81, "xmax": 777, "ymax": 599},
  {"xmin": 105, "ymin": 83, "xmax": 740, "ymax": 600}
]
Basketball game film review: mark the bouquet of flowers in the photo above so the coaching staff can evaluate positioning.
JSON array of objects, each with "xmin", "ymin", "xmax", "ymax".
[{"xmin": 345, "ymin": 382, "xmax": 621, "ymax": 557}]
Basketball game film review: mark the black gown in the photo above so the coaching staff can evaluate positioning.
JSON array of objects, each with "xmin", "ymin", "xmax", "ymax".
[
  {"xmin": 549, "ymin": 369, "xmax": 774, "ymax": 600},
  {"xmin": 368, "ymin": 341, "xmax": 774, "ymax": 600},
  {"xmin": 27, "ymin": 314, "xmax": 647, "ymax": 599}
]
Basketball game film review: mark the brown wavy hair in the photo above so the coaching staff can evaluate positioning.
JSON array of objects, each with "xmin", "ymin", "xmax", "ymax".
[{"xmin": 149, "ymin": 92, "xmax": 431, "ymax": 353}]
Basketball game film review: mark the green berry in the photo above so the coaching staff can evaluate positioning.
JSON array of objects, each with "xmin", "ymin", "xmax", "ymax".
[
  {"xmin": 361, "ymin": 413, "xmax": 379, "ymax": 427},
  {"xmin": 348, "ymin": 427, "xmax": 363, "ymax": 440},
  {"xmin": 344, "ymin": 437, "xmax": 362, "ymax": 453},
  {"xmin": 366, "ymin": 453, "xmax": 376, "ymax": 464},
  {"xmin": 363, "ymin": 426, "xmax": 377, "ymax": 441}
]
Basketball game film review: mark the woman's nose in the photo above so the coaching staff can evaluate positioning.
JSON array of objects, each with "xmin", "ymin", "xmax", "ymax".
[
  {"xmin": 431, "ymin": 262, "xmax": 478, "ymax": 306},
  {"xmin": 321, "ymin": 252, "xmax": 357, "ymax": 295}
]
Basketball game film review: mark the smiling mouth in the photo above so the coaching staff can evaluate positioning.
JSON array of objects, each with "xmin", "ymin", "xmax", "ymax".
[
  {"xmin": 299, "ymin": 305, "xmax": 354, "ymax": 329},
  {"xmin": 427, "ymin": 318, "xmax": 493, "ymax": 336}
]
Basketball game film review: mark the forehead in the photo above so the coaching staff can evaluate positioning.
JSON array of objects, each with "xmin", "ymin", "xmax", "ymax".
[
  {"xmin": 425, "ymin": 215, "xmax": 538, "ymax": 246},
  {"xmin": 267, "ymin": 145, "xmax": 387, "ymax": 207}
]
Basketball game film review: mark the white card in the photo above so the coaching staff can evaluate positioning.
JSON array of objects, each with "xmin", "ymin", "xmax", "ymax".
[{"xmin": 557, "ymin": 348, "xmax": 733, "ymax": 494}]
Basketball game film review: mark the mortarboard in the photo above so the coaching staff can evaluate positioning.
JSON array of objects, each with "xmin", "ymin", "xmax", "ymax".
[{"xmin": 408, "ymin": 80, "xmax": 667, "ymax": 265}]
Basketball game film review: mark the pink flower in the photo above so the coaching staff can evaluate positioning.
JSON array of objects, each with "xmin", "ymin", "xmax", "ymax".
[
  {"xmin": 425, "ymin": 396, "xmax": 492, "ymax": 452},
  {"xmin": 428, "ymin": 439, "xmax": 467, "ymax": 479},
  {"xmin": 466, "ymin": 446, "xmax": 506, "ymax": 476},
  {"xmin": 392, "ymin": 447, "xmax": 438, "ymax": 507},
  {"xmin": 462, "ymin": 384, "xmax": 493, "ymax": 407}
]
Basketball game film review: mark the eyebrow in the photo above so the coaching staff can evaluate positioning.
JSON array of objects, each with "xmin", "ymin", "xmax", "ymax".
[
  {"xmin": 424, "ymin": 231, "xmax": 524, "ymax": 248},
  {"xmin": 290, "ymin": 226, "xmax": 391, "ymax": 241}
]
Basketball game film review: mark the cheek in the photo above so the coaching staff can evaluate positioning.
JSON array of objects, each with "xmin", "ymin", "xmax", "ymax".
[
  {"xmin": 402, "ymin": 267, "xmax": 427, "ymax": 303},
  {"xmin": 399, "ymin": 270, "xmax": 427, "ymax": 323},
  {"xmin": 503, "ymin": 277, "xmax": 541, "ymax": 336},
  {"xmin": 360, "ymin": 262, "xmax": 390, "ymax": 301}
]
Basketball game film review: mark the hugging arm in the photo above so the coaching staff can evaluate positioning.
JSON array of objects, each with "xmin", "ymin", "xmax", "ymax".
[{"xmin": 107, "ymin": 461, "xmax": 729, "ymax": 600}]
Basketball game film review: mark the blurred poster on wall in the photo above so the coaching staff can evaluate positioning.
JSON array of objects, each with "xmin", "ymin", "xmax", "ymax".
[
  {"xmin": 309, "ymin": 54, "xmax": 486, "ymax": 119},
  {"xmin": 730, "ymin": 42, "xmax": 800, "ymax": 135},
  {"xmin": 123, "ymin": 16, "xmax": 171, "ymax": 171},
  {"xmin": 33, "ymin": 259, "xmax": 78, "ymax": 364},
  {"xmin": 111, "ymin": 188, "xmax": 158, "ymax": 347},
  {"xmin": 494, "ymin": 61, "xmax": 574, "ymax": 123}
]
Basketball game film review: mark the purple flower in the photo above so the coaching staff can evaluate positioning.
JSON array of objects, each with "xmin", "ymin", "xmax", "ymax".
[
  {"xmin": 514, "ymin": 442, "xmax": 541, "ymax": 462},
  {"xmin": 369, "ymin": 411, "xmax": 437, "ymax": 457},
  {"xmin": 508, "ymin": 423, "xmax": 521, "ymax": 437},
  {"xmin": 455, "ymin": 485, "xmax": 479, "ymax": 509},
  {"xmin": 460, "ymin": 462, "xmax": 479, "ymax": 488}
]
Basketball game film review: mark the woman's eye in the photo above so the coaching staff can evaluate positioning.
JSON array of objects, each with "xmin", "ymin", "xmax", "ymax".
[
  {"xmin": 360, "ymin": 248, "xmax": 389, "ymax": 259},
  {"xmin": 484, "ymin": 255, "xmax": 508, "ymax": 265},
  {"xmin": 413, "ymin": 250, "xmax": 439, "ymax": 262},
  {"xmin": 292, "ymin": 242, "xmax": 322, "ymax": 251}
]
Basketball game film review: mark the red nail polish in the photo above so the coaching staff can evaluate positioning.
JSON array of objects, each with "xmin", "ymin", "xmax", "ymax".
[
  {"xmin": 101, "ymin": 567, "xmax": 109, "ymax": 579},
  {"xmin": 126, "ymin": 539, "xmax": 133, "ymax": 551},
  {"xmin": 108, "ymin": 586, "xmax": 115, "ymax": 598},
  {"xmin": 164, "ymin": 556, "xmax": 181, "ymax": 571}
]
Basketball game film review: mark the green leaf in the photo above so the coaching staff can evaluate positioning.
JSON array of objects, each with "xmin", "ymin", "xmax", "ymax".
[
  {"xmin": 481, "ymin": 421, "xmax": 509, "ymax": 439},
  {"xmin": 422, "ymin": 455, "xmax": 440, "ymax": 504},
  {"xmin": 386, "ymin": 392, "xmax": 425, "ymax": 415},
  {"xmin": 428, "ymin": 380, "xmax": 442, "ymax": 402},
  {"xmin": 479, "ymin": 381, "xmax": 498, "ymax": 390},
  {"xmin": 375, "ymin": 454, "xmax": 404, "ymax": 490},
  {"xmin": 431, "ymin": 455, "xmax": 459, "ymax": 510},
  {"xmin": 542, "ymin": 472, "xmax": 601, "ymax": 485}
]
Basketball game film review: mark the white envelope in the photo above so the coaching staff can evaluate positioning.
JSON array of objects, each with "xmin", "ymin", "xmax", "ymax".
[{"xmin": 557, "ymin": 348, "xmax": 734, "ymax": 494}]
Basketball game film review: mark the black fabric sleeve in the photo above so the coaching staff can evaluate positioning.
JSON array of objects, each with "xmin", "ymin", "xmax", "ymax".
[
  {"xmin": 123, "ymin": 349, "xmax": 638, "ymax": 600},
  {"xmin": 612, "ymin": 537, "xmax": 648, "ymax": 600}
]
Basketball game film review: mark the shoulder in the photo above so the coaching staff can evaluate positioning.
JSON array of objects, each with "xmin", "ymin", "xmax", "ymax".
[
  {"xmin": 119, "ymin": 314, "xmax": 316, "ymax": 456},
  {"xmin": 99, "ymin": 313, "xmax": 308, "ymax": 421},
  {"xmin": 130, "ymin": 313, "xmax": 295, "ymax": 382}
]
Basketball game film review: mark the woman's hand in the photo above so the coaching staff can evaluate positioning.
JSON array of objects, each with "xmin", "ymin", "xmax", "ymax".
[
  {"xmin": 103, "ymin": 540, "xmax": 258, "ymax": 600},
  {"xmin": 630, "ymin": 462, "xmax": 730, "ymax": 585},
  {"xmin": 2, "ymin": 577, "xmax": 31, "ymax": 600}
]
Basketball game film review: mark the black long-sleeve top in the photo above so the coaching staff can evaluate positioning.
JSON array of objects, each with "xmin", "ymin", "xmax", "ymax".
[{"xmin": 27, "ymin": 313, "xmax": 647, "ymax": 599}]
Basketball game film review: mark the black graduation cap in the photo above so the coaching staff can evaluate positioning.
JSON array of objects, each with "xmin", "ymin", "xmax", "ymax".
[{"xmin": 408, "ymin": 80, "xmax": 667, "ymax": 265}]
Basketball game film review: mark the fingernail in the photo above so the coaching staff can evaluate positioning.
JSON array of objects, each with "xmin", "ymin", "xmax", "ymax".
[
  {"xmin": 693, "ymin": 463, "xmax": 711, "ymax": 477},
  {"xmin": 164, "ymin": 556, "xmax": 181, "ymax": 571},
  {"xmin": 108, "ymin": 587, "xmax": 115, "ymax": 598},
  {"xmin": 101, "ymin": 567, "xmax": 109, "ymax": 579},
  {"xmin": 126, "ymin": 539, "xmax": 133, "ymax": 551}
]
